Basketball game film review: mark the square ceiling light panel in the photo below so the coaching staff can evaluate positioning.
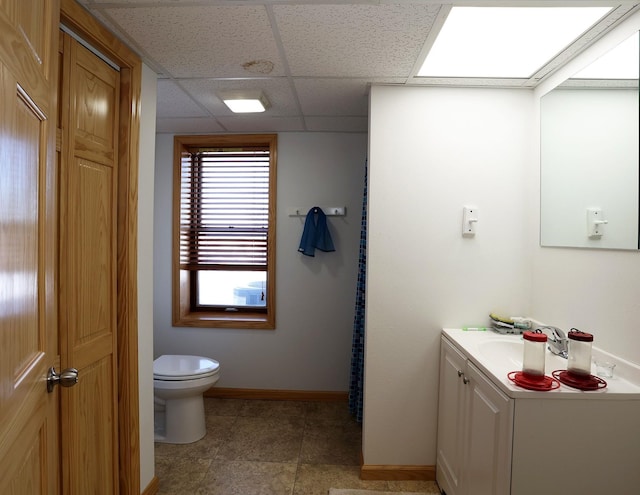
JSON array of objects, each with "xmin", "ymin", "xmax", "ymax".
[
  {"xmin": 219, "ymin": 90, "xmax": 271, "ymax": 113},
  {"xmin": 418, "ymin": 7, "xmax": 612, "ymax": 78}
]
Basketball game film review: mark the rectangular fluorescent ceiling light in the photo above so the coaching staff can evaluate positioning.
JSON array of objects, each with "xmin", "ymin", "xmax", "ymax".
[
  {"xmin": 418, "ymin": 7, "xmax": 611, "ymax": 78},
  {"xmin": 220, "ymin": 90, "xmax": 270, "ymax": 113}
]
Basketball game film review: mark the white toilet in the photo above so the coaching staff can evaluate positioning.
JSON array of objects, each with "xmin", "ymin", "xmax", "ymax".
[{"xmin": 153, "ymin": 354, "xmax": 220, "ymax": 444}]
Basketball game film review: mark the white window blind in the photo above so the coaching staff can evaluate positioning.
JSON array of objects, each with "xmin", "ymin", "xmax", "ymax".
[{"xmin": 179, "ymin": 146, "xmax": 270, "ymax": 270}]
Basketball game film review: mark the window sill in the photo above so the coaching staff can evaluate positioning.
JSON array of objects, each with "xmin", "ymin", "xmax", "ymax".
[{"xmin": 173, "ymin": 311, "xmax": 275, "ymax": 330}]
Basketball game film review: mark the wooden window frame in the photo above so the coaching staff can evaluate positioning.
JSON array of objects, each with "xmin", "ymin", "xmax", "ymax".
[{"xmin": 172, "ymin": 134, "xmax": 277, "ymax": 329}]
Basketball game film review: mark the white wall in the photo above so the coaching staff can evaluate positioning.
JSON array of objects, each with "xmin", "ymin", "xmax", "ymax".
[
  {"xmin": 530, "ymin": 248, "xmax": 640, "ymax": 363},
  {"xmin": 365, "ymin": 86, "xmax": 535, "ymax": 465},
  {"xmin": 363, "ymin": 10, "xmax": 640, "ymax": 469},
  {"xmin": 138, "ymin": 63, "xmax": 157, "ymax": 492},
  {"xmin": 153, "ymin": 132, "xmax": 367, "ymax": 390}
]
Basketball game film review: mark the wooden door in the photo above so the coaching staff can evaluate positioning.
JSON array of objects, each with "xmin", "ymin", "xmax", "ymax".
[
  {"xmin": 58, "ymin": 31, "xmax": 120, "ymax": 494},
  {"xmin": 0, "ymin": 1, "xmax": 60, "ymax": 494}
]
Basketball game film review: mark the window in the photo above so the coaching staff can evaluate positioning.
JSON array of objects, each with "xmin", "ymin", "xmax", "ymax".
[{"xmin": 173, "ymin": 134, "xmax": 277, "ymax": 329}]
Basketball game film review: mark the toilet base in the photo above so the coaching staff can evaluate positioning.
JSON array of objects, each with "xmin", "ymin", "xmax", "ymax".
[{"xmin": 154, "ymin": 394, "xmax": 206, "ymax": 444}]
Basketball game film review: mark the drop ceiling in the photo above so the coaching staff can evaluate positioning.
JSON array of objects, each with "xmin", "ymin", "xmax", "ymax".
[{"xmin": 75, "ymin": 1, "xmax": 640, "ymax": 134}]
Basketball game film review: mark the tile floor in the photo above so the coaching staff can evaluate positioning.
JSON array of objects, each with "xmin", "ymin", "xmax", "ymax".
[{"xmin": 154, "ymin": 398, "xmax": 442, "ymax": 495}]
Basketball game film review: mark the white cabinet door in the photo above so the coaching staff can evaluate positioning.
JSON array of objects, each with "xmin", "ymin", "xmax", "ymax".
[
  {"xmin": 437, "ymin": 337, "xmax": 514, "ymax": 495},
  {"xmin": 462, "ymin": 362, "xmax": 513, "ymax": 495},
  {"xmin": 436, "ymin": 338, "xmax": 468, "ymax": 495}
]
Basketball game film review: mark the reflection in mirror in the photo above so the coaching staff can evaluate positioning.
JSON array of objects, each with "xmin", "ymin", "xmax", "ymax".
[{"xmin": 540, "ymin": 32, "xmax": 639, "ymax": 249}]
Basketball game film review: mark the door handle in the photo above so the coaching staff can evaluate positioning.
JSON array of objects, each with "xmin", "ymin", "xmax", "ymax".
[{"xmin": 47, "ymin": 367, "xmax": 79, "ymax": 393}]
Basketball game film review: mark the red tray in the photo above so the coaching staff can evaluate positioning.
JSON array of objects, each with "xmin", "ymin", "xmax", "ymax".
[
  {"xmin": 552, "ymin": 370, "xmax": 607, "ymax": 390},
  {"xmin": 508, "ymin": 371, "xmax": 560, "ymax": 391}
]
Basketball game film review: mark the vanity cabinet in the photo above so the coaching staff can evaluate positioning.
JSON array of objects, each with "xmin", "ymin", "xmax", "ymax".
[
  {"xmin": 436, "ymin": 337, "xmax": 513, "ymax": 495},
  {"xmin": 438, "ymin": 329, "xmax": 640, "ymax": 495}
]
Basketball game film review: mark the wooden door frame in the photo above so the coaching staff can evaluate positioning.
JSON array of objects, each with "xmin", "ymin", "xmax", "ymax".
[{"xmin": 59, "ymin": 1, "xmax": 141, "ymax": 493}]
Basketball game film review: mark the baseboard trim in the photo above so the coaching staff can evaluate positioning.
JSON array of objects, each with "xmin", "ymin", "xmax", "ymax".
[
  {"xmin": 360, "ymin": 464, "xmax": 436, "ymax": 481},
  {"xmin": 203, "ymin": 387, "xmax": 348, "ymax": 401},
  {"xmin": 141, "ymin": 476, "xmax": 159, "ymax": 495}
]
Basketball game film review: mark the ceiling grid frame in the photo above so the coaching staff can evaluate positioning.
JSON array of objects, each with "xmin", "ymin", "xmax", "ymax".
[{"xmin": 76, "ymin": 0, "xmax": 640, "ymax": 133}]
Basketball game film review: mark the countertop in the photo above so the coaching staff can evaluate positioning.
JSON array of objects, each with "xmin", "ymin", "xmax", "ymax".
[{"xmin": 442, "ymin": 328, "xmax": 640, "ymax": 400}]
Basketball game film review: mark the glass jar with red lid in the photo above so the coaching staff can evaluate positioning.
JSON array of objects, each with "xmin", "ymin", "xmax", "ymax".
[
  {"xmin": 522, "ymin": 330, "xmax": 547, "ymax": 379},
  {"xmin": 567, "ymin": 328, "xmax": 593, "ymax": 377}
]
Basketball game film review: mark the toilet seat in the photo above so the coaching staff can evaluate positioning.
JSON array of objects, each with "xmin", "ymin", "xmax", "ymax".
[{"xmin": 153, "ymin": 355, "xmax": 220, "ymax": 381}]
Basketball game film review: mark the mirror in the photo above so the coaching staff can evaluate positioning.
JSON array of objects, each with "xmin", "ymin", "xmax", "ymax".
[{"xmin": 540, "ymin": 32, "xmax": 639, "ymax": 249}]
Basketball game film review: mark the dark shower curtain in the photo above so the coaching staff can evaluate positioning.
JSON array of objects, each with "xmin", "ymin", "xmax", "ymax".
[{"xmin": 349, "ymin": 161, "xmax": 367, "ymax": 423}]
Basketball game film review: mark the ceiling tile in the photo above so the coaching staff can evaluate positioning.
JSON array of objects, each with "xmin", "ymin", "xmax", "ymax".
[
  {"xmin": 294, "ymin": 78, "xmax": 406, "ymax": 116},
  {"xmin": 179, "ymin": 77, "xmax": 300, "ymax": 117},
  {"xmin": 76, "ymin": 1, "xmax": 635, "ymax": 134},
  {"xmin": 104, "ymin": 5, "xmax": 284, "ymax": 78},
  {"xmin": 273, "ymin": 3, "xmax": 440, "ymax": 77},
  {"xmin": 156, "ymin": 80, "xmax": 210, "ymax": 118}
]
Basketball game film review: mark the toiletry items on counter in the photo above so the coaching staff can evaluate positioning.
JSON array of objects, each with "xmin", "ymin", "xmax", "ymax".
[
  {"xmin": 512, "ymin": 317, "xmax": 532, "ymax": 330},
  {"xmin": 489, "ymin": 313, "xmax": 532, "ymax": 334}
]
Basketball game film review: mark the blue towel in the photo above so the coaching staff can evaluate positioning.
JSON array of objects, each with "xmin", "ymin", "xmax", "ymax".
[{"xmin": 298, "ymin": 207, "xmax": 335, "ymax": 257}]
